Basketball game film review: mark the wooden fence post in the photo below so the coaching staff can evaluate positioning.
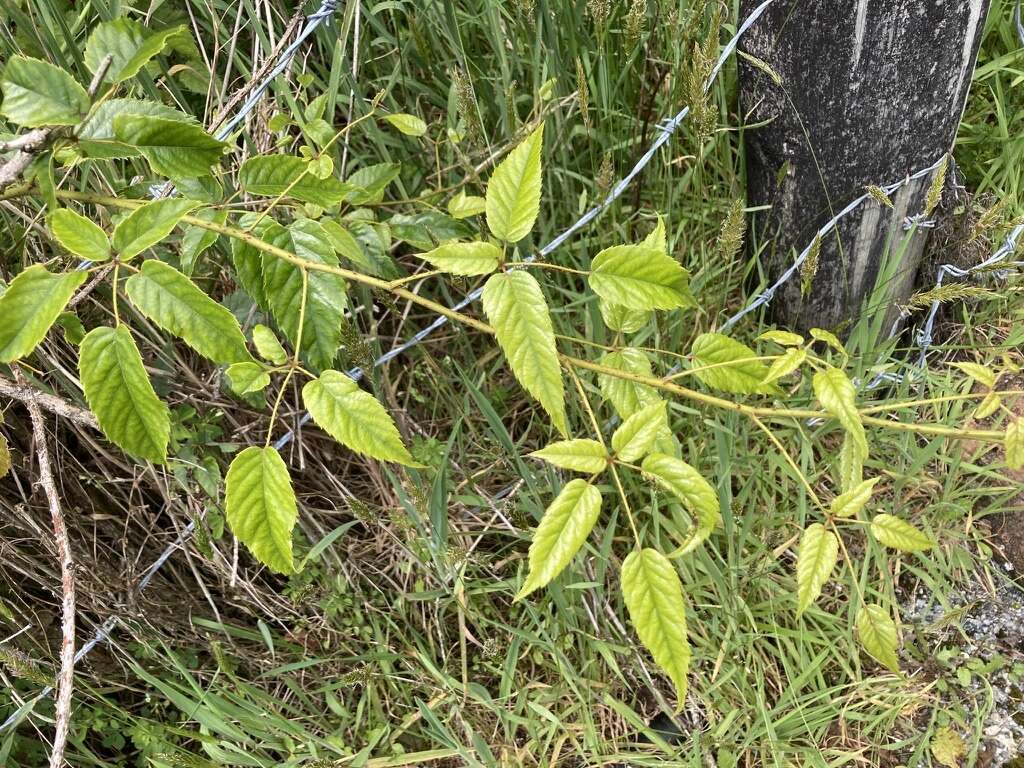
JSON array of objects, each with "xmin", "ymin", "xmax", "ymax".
[{"xmin": 738, "ymin": 0, "xmax": 992, "ymax": 332}]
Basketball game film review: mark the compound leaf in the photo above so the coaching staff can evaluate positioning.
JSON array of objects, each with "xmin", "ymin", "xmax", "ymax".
[
  {"xmin": 691, "ymin": 333, "xmax": 776, "ymax": 395},
  {"xmin": 611, "ymin": 401, "xmax": 667, "ymax": 463},
  {"xmin": 813, "ymin": 367, "xmax": 867, "ymax": 457},
  {"xmin": 831, "ymin": 477, "xmax": 880, "ymax": 518},
  {"xmin": 225, "ymin": 446, "xmax": 297, "ymax": 574},
  {"xmin": 641, "ymin": 452, "xmax": 720, "ymax": 554}
]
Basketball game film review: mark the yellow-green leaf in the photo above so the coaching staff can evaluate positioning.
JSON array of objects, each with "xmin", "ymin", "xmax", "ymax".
[
  {"xmin": 515, "ymin": 479, "xmax": 602, "ymax": 600},
  {"xmin": 1, "ymin": 55, "xmax": 88, "ymax": 127},
  {"xmin": 930, "ymin": 726, "xmax": 966, "ymax": 768},
  {"xmin": 447, "ymin": 191, "xmax": 487, "ymax": 220},
  {"xmin": 837, "ymin": 432, "xmax": 865, "ymax": 494},
  {"xmin": 830, "ymin": 477, "xmax": 880, "ymax": 518},
  {"xmin": 486, "ymin": 124, "xmax": 544, "ymax": 243},
  {"xmin": 758, "ymin": 329, "xmax": 804, "ymax": 347},
  {"xmin": 79, "ymin": 326, "xmax": 170, "ymax": 463},
  {"xmin": 252, "ymin": 324, "xmax": 287, "ymax": 366},
  {"xmin": 0, "ymin": 265, "xmax": 86, "ymax": 363},
  {"xmin": 124, "ymin": 260, "xmax": 252, "ymax": 365},
  {"xmin": 598, "ymin": 299, "xmax": 651, "ymax": 334},
  {"xmin": 690, "ymin": 333, "xmax": 776, "ymax": 395},
  {"xmin": 950, "ymin": 361, "xmax": 996, "ymax": 389},
  {"xmin": 49, "ymin": 209, "xmax": 110, "ymax": 262},
  {"xmin": 113, "ymin": 116, "xmax": 226, "ymax": 180},
  {"xmin": 611, "ymin": 401, "xmax": 667, "ymax": 463},
  {"xmin": 482, "ymin": 271, "xmax": 567, "ymax": 435},
  {"xmin": 809, "ymin": 328, "xmax": 846, "ymax": 358},
  {"xmin": 225, "ymin": 446, "xmax": 297, "ymax": 574},
  {"xmin": 226, "ymin": 362, "xmax": 270, "ymax": 395},
  {"xmin": 621, "ymin": 548, "xmax": 691, "ymax": 709},
  {"xmin": 302, "ymin": 370, "xmax": 422, "ymax": 466},
  {"xmin": 416, "ymin": 241, "xmax": 501, "ymax": 276},
  {"xmin": 112, "ymin": 198, "xmax": 199, "ymax": 259},
  {"xmin": 589, "ymin": 244, "xmax": 694, "ymax": 311},
  {"xmin": 813, "ymin": 367, "xmax": 867, "ymax": 457},
  {"xmin": 870, "ymin": 514, "xmax": 933, "ymax": 552},
  {"xmin": 641, "ymin": 452, "xmax": 720, "ymax": 555},
  {"xmin": 598, "ymin": 348, "xmax": 659, "ymax": 419},
  {"xmin": 1006, "ymin": 417, "xmax": 1024, "ymax": 470},
  {"xmin": 855, "ymin": 603, "xmax": 900, "ymax": 673},
  {"xmin": 795, "ymin": 523, "xmax": 838, "ymax": 616},
  {"xmin": 974, "ymin": 391, "xmax": 1001, "ymax": 419},
  {"xmin": 529, "ymin": 439, "xmax": 608, "ymax": 474},
  {"xmin": 383, "ymin": 112, "xmax": 427, "ymax": 137},
  {"xmin": 0, "ymin": 435, "xmax": 10, "ymax": 479},
  {"xmin": 762, "ymin": 347, "xmax": 806, "ymax": 385}
]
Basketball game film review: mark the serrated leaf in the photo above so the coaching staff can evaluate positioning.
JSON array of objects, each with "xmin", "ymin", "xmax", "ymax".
[
  {"xmin": 486, "ymin": 124, "xmax": 544, "ymax": 243},
  {"xmin": 448, "ymin": 191, "xmax": 487, "ymax": 219},
  {"xmin": 125, "ymin": 260, "xmax": 251, "ymax": 365},
  {"xmin": 529, "ymin": 439, "xmax": 608, "ymax": 474},
  {"xmin": 0, "ymin": 265, "xmax": 87, "ymax": 363},
  {"xmin": 1, "ymin": 55, "xmax": 88, "ymax": 127},
  {"xmin": 795, "ymin": 523, "xmax": 838, "ymax": 616},
  {"xmin": 831, "ymin": 477, "xmax": 880, "ymax": 518},
  {"xmin": 112, "ymin": 198, "xmax": 199, "ymax": 259},
  {"xmin": 226, "ymin": 362, "xmax": 270, "ymax": 395},
  {"xmin": 762, "ymin": 347, "xmax": 806, "ymax": 385},
  {"xmin": 77, "ymin": 99, "xmax": 194, "ymax": 159},
  {"xmin": 855, "ymin": 603, "xmax": 900, "ymax": 673},
  {"xmin": 515, "ymin": 479, "xmax": 602, "ymax": 600},
  {"xmin": 263, "ymin": 219, "xmax": 347, "ymax": 372},
  {"xmin": 239, "ymin": 155, "xmax": 350, "ymax": 208},
  {"xmin": 950, "ymin": 361, "xmax": 996, "ymax": 389},
  {"xmin": 813, "ymin": 367, "xmax": 867, "ymax": 457},
  {"xmin": 225, "ymin": 446, "xmax": 297, "ymax": 574},
  {"xmin": 85, "ymin": 18, "xmax": 184, "ymax": 83},
  {"xmin": 1006, "ymin": 417, "xmax": 1024, "ymax": 470},
  {"xmin": 974, "ymin": 391, "xmax": 1001, "ymax": 419},
  {"xmin": 641, "ymin": 452, "xmax": 720, "ymax": 555},
  {"xmin": 383, "ymin": 112, "xmax": 427, "ymax": 137},
  {"xmin": 482, "ymin": 271, "xmax": 567, "ymax": 435},
  {"xmin": 79, "ymin": 326, "xmax": 170, "ymax": 463},
  {"xmin": 389, "ymin": 211, "xmax": 473, "ymax": 251},
  {"xmin": 641, "ymin": 216, "xmax": 667, "ymax": 253},
  {"xmin": 113, "ymin": 115, "xmax": 226, "ymax": 179},
  {"xmin": 870, "ymin": 514, "xmax": 933, "ymax": 552},
  {"xmin": 599, "ymin": 348, "xmax": 660, "ymax": 419},
  {"xmin": 180, "ymin": 208, "xmax": 227, "ymax": 275},
  {"xmin": 302, "ymin": 370, "xmax": 421, "ymax": 466},
  {"xmin": 231, "ymin": 214, "xmax": 282, "ymax": 307},
  {"xmin": 49, "ymin": 209, "xmax": 110, "ymax": 262},
  {"xmin": 930, "ymin": 726, "xmax": 966, "ymax": 768},
  {"xmin": 611, "ymin": 401, "xmax": 667, "ymax": 463},
  {"xmin": 758, "ymin": 329, "xmax": 804, "ymax": 346},
  {"xmin": 416, "ymin": 241, "xmax": 500, "ymax": 276},
  {"xmin": 589, "ymin": 244, "xmax": 694, "ymax": 311},
  {"xmin": 252, "ymin": 324, "xmax": 287, "ymax": 365},
  {"xmin": 345, "ymin": 163, "xmax": 401, "ymax": 205},
  {"xmin": 690, "ymin": 333, "xmax": 776, "ymax": 395},
  {"xmin": 810, "ymin": 328, "xmax": 846, "ymax": 358},
  {"xmin": 621, "ymin": 548, "xmax": 691, "ymax": 708},
  {"xmin": 599, "ymin": 299, "xmax": 651, "ymax": 334},
  {"xmin": 320, "ymin": 220, "xmax": 374, "ymax": 271},
  {"xmin": 837, "ymin": 432, "xmax": 865, "ymax": 494}
]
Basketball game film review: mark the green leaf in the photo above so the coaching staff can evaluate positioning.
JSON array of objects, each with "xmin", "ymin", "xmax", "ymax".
[
  {"xmin": 870, "ymin": 514, "xmax": 933, "ymax": 552},
  {"xmin": 238, "ymin": 155, "xmax": 350, "ymax": 208},
  {"xmin": 855, "ymin": 603, "xmax": 900, "ymax": 673},
  {"xmin": 416, "ymin": 241, "xmax": 501, "ymax": 276},
  {"xmin": 76, "ymin": 99, "xmax": 194, "ymax": 159},
  {"xmin": 621, "ymin": 548, "xmax": 691, "ymax": 708},
  {"xmin": 837, "ymin": 432, "xmax": 865, "ymax": 494},
  {"xmin": 383, "ymin": 112, "xmax": 427, "ymax": 137},
  {"xmin": 813, "ymin": 367, "xmax": 867, "ymax": 457},
  {"xmin": 598, "ymin": 299, "xmax": 651, "ymax": 334},
  {"xmin": 226, "ymin": 362, "xmax": 270, "ymax": 395},
  {"xmin": 1, "ymin": 55, "xmax": 88, "ymax": 127},
  {"xmin": 640, "ymin": 452, "xmax": 720, "ymax": 555},
  {"xmin": 263, "ymin": 219, "xmax": 347, "ymax": 372},
  {"xmin": 112, "ymin": 198, "xmax": 199, "ymax": 259},
  {"xmin": 320, "ymin": 220, "xmax": 374, "ymax": 271},
  {"xmin": 448, "ymin": 191, "xmax": 487, "ymax": 220},
  {"xmin": 974, "ymin": 391, "xmax": 1001, "ymax": 419},
  {"xmin": 0, "ymin": 265, "xmax": 87, "ymax": 363},
  {"xmin": 345, "ymin": 163, "xmax": 401, "ymax": 205},
  {"xmin": 690, "ymin": 333, "xmax": 776, "ymax": 395},
  {"xmin": 225, "ymin": 446, "xmax": 297, "ymax": 574},
  {"xmin": 55, "ymin": 312, "xmax": 86, "ymax": 345},
  {"xmin": 950, "ymin": 361, "xmax": 996, "ymax": 389},
  {"xmin": 113, "ymin": 115, "xmax": 226, "ymax": 179},
  {"xmin": 529, "ymin": 439, "xmax": 608, "ymax": 474},
  {"xmin": 179, "ymin": 208, "xmax": 227, "ymax": 275},
  {"xmin": 761, "ymin": 347, "xmax": 806, "ymax": 385},
  {"xmin": 482, "ymin": 271, "xmax": 567, "ymax": 435},
  {"xmin": 486, "ymin": 124, "xmax": 544, "ymax": 243},
  {"xmin": 758, "ymin": 329, "xmax": 804, "ymax": 347},
  {"xmin": 231, "ymin": 214, "xmax": 282, "ymax": 307},
  {"xmin": 795, "ymin": 523, "xmax": 838, "ymax": 617},
  {"xmin": 252, "ymin": 324, "xmax": 287, "ymax": 365},
  {"xmin": 598, "ymin": 348, "xmax": 659, "ymax": 419},
  {"xmin": 589, "ymin": 244, "xmax": 694, "ymax": 311},
  {"xmin": 302, "ymin": 370, "xmax": 422, "ymax": 466},
  {"xmin": 388, "ymin": 212, "xmax": 473, "ymax": 251},
  {"xmin": 930, "ymin": 726, "xmax": 966, "ymax": 768},
  {"xmin": 85, "ymin": 18, "xmax": 184, "ymax": 83},
  {"xmin": 641, "ymin": 216, "xmax": 667, "ymax": 253},
  {"xmin": 515, "ymin": 479, "xmax": 602, "ymax": 600},
  {"xmin": 809, "ymin": 328, "xmax": 847, "ymax": 358},
  {"xmin": 124, "ymin": 260, "xmax": 252, "ymax": 365},
  {"xmin": 49, "ymin": 209, "xmax": 110, "ymax": 262},
  {"xmin": 611, "ymin": 401, "xmax": 667, "ymax": 463},
  {"xmin": 831, "ymin": 477, "xmax": 880, "ymax": 518},
  {"xmin": 79, "ymin": 326, "xmax": 170, "ymax": 463},
  {"xmin": 1006, "ymin": 417, "xmax": 1024, "ymax": 470}
]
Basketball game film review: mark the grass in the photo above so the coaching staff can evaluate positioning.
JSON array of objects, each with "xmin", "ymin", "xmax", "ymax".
[{"xmin": 1, "ymin": 0, "xmax": 1023, "ymax": 766}]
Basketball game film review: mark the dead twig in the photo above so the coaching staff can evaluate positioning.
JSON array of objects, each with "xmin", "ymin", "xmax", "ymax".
[{"xmin": 0, "ymin": 375, "xmax": 98, "ymax": 430}]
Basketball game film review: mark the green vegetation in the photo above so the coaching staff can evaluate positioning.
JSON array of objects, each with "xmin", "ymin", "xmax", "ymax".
[{"xmin": 1, "ymin": 1, "xmax": 1023, "ymax": 766}]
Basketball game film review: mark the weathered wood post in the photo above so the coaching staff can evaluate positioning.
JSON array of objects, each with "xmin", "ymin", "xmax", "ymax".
[{"xmin": 738, "ymin": 0, "xmax": 992, "ymax": 332}]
